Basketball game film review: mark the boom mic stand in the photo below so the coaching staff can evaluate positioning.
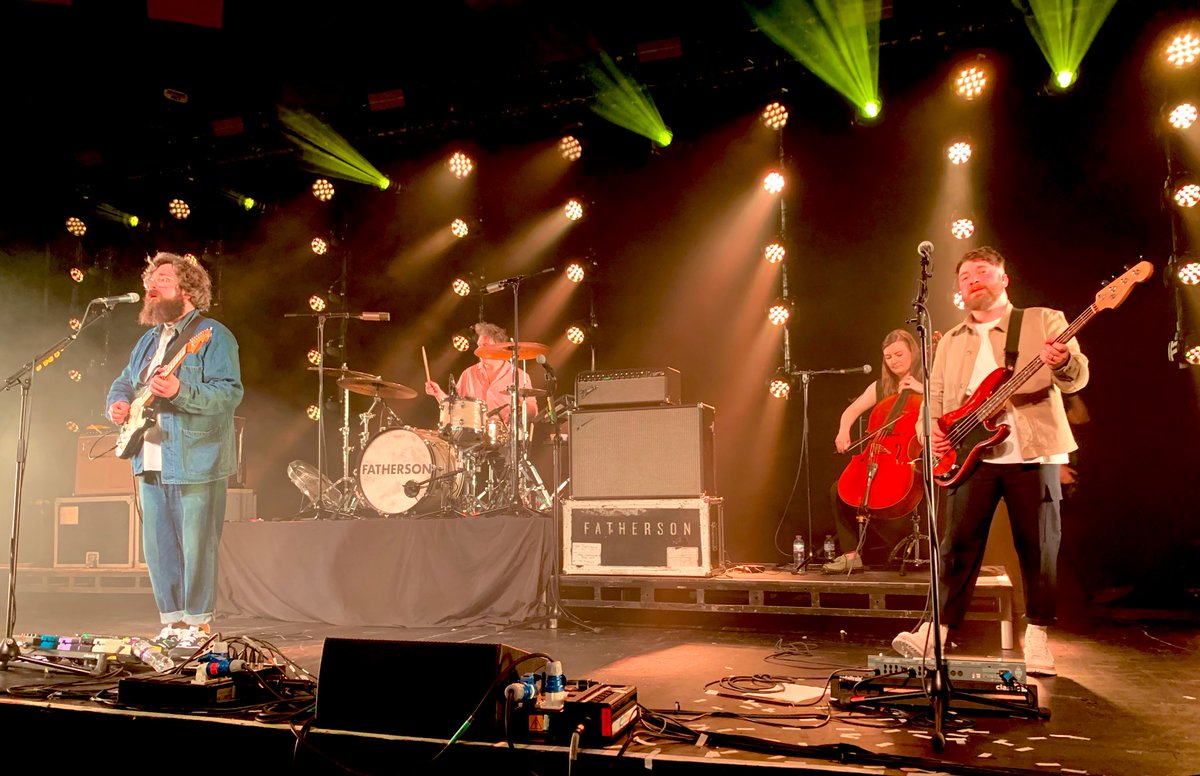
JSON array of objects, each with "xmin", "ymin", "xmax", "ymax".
[
  {"xmin": 1, "ymin": 302, "xmax": 121, "ymax": 674},
  {"xmin": 786, "ymin": 363, "xmax": 874, "ymax": 573}
]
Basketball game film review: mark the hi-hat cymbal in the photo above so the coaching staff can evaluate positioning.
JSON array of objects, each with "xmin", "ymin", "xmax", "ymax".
[
  {"xmin": 519, "ymin": 387, "xmax": 549, "ymax": 398},
  {"xmin": 474, "ymin": 341, "xmax": 551, "ymax": 361},
  {"xmin": 308, "ymin": 366, "xmax": 379, "ymax": 381},
  {"xmin": 337, "ymin": 377, "xmax": 418, "ymax": 400}
]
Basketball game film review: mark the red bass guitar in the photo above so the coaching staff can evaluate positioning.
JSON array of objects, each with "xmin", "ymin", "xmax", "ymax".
[{"xmin": 932, "ymin": 261, "xmax": 1152, "ymax": 488}]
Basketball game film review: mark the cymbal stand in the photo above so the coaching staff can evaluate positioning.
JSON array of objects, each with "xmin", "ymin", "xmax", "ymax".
[{"xmin": 500, "ymin": 280, "xmax": 544, "ymax": 517}]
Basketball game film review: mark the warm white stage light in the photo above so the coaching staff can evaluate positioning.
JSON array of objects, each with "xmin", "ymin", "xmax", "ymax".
[
  {"xmin": 168, "ymin": 198, "xmax": 191, "ymax": 220},
  {"xmin": 309, "ymin": 295, "xmax": 327, "ymax": 312},
  {"xmin": 1166, "ymin": 33, "xmax": 1200, "ymax": 68},
  {"xmin": 765, "ymin": 243, "xmax": 786, "ymax": 264},
  {"xmin": 452, "ymin": 334, "xmax": 471, "ymax": 352},
  {"xmin": 311, "ymin": 237, "xmax": 328, "ymax": 255},
  {"xmin": 307, "ymin": 349, "xmax": 322, "ymax": 366},
  {"xmin": 68, "ymin": 317, "xmax": 82, "ymax": 332},
  {"xmin": 70, "ymin": 267, "xmax": 84, "ymax": 283},
  {"xmin": 560, "ymin": 136, "xmax": 582, "ymax": 161},
  {"xmin": 1175, "ymin": 183, "xmax": 1200, "ymax": 208},
  {"xmin": 451, "ymin": 218, "xmax": 469, "ymax": 238},
  {"xmin": 312, "ymin": 179, "xmax": 335, "ymax": 201},
  {"xmin": 951, "ymin": 218, "xmax": 976, "ymax": 239},
  {"xmin": 564, "ymin": 199, "xmax": 584, "ymax": 221},
  {"xmin": 306, "ymin": 404, "xmax": 321, "ymax": 421},
  {"xmin": 768, "ymin": 302, "xmax": 790, "ymax": 326},
  {"xmin": 761, "ymin": 101, "xmax": 789, "ymax": 130},
  {"xmin": 763, "ymin": 172, "xmax": 786, "ymax": 194},
  {"xmin": 769, "ymin": 377, "xmax": 791, "ymax": 399},
  {"xmin": 566, "ymin": 324, "xmax": 586, "ymax": 345},
  {"xmin": 68, "ymin": 369, "xmax": 82, "ymax": 382},
  {"xmin": 955, "ymin": 66, "xmax": 988, "ymax": 100},
  {"xmin": 448, "ymin": 152, "xmax": 474, "ymax": 179},
  {"xmin": 566, "ymin": 263, "xmax": 586, "ymax": 283},
  {"xmin": 452, "ymin": 278, "xmax": 472, "ymax": 297},
  {"xmin": 1169, "ymin": 102, "xmax": 1198, "ymax": 130},
  {"xmin": 948, "ymin": 142, "xmax": 973, "ymax": 165},
  {"xmin": 66, "ymin": 217, "xmax": 86, "ymax": 236},
  {"xmin": 1179, "ymin": 261, "xmax": 1200, "ymax": 285}
]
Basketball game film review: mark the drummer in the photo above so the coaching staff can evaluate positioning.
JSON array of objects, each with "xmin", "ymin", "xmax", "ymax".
[{"xmin": 424, "ymin": 322, "xmax": 539, "ymax": 424}]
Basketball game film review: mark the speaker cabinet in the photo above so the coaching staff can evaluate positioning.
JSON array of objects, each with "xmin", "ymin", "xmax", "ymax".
[
  {"xmin": 54, "ymin": 496, "xmax": 137, "ymax": 568},
  {"xmin": 314, "ymin": 638, "xmax": 537, "ymax": 741},
  {"xmin": 568, "ymin": 403, "xmax": 716, "ymax": 499},
  {"xmin": 74, "ymin": 434, "xmax": 136, "ymax": 496}
]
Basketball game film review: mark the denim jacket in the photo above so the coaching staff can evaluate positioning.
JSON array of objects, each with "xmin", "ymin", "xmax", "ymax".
[{"xmin": 106, "ymin": 309, "xmax": 244, "ymax": 484}]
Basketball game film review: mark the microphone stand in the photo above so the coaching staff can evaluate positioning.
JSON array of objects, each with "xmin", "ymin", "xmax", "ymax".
[
  {"xmin": 785, "ymin": 364, "xmax": 872, "ymax": 573},
  {"xmin": 1, "ymin": 303, "xmax": 120, "ymax": 674}
]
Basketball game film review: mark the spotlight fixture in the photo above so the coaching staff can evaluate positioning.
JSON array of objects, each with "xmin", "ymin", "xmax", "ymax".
[
  {"xmin": 168, "ymin": 198, "xmax": 191, "ymax": 220},
  {"xmin": 312, "ymin": 179, "xmax": 335, "ymax": 202},
  {"xmin": 1179, "ymin": 261, "xmax": 1200, "ymax": 285},
  {"xmin": 311, "ymin": 237, "xmax": 328, "ymax": 255},
  {"xmin": 307, "ymin": 348, "xmax": 322, "ymax": 366},
  {"xmin": 559, "ymin": 135, "xmax": 583, "ymax": 161},
  {"xmin": 241, "ymin": 196, "xmax": 257, "ymax": 211},
  {"xmin": 955, "ymin": 65, "xmax": 988, "ymax": 100},
  {"xmin": 452, "ymin": 333, "xmax": 471, "ymax": 352},
  {"xmin": 951, "ymin": 218, "xmax": 976, "ymax": 240},
  {"xmin": 861, "ymin": 100, "xmax": 881, "ymax": 119},
  {"xmin": 761, "ymin": 101, "xmax": 789, "ymax": 130},
  {"xmin": 309, "ymin": 295, "xmax": 327, "ymax": 312},
  {"xmin": 448, "ymin": 152, "xmax": 474, "ymax": 179},
  {"xmin": 306, "ymin": 404, "xmax": 321, "ymax": 421},
  {"xmin": 183, "ymin": 253, "xmax": 199, "ymax": 266},
  {"xmin": 763, "ymin": 171, "xmax": 786, "ymax": 194},
  {"xmin": 565, "ymin": 262, "xmax": 586, "ymax": 283},
  {"xmin": 65, "ymin": 421, "xmax": 80, "ymax": 433},
  {"xmin": 953, "ymin": 291, "xmax": 966, "ymax": 311},
  {"xmin": 127, "ymin": 215, "xmax": 140, "ymax": 228},
  {"xmin": 1187, "ymin": 345, "xmax": 1200, "ymax": 365},
  {"xmin": 68, "ymin": 317, "xmax": 82, "ymax": 332},
  {"xmin": 1169, "ymin": 102, "xmax": 1198, "ymax": 130},
  {"xmin": 1174, "ymin": 182, "xmax": 1200, "ymax": 208},
  {"xmin": 767, "ymin": 300, "xmax": 791, "ymax": 326},
  {"xmin": 947, "ymin": 141, "xmax": 973, "ymax": 165},
  {"xmin": 769, "ymin": 375, "xmax": 791, "ymax": 399},
  {"xmin": 450, "ymin": 218, "xmax": 469, "ymax": 238},
  {"xmin": 564, "ymin": 199, "xmax": 584, "ymax": 221},
  {"xmin": 566, "ymin": 323, "xmax": 589, "ymax": 345},
  {"xmin": 764, "ymin": 242, "xmax": 786, "ymax": 264},
  {"xmin": 452, "ymin": 278, "xmax": 472, "ymax": 297},
  {"xmin": 68, "ymin": 369, "xmax": 82, "ymax": 383},
  {"xmin": 70, "ymin": 267, "xmax": 85, "ymax": 283},
  {"xmin": 1054, "ymin": 70, "xmax": 1076, "ymax": 90},
  {"xmin": 65, "ymin": 217, "xmax": 87, "ymax": 237},
  {"xmin": 1166, "ymin": 32, "xmax": 1200, "ymax": 68}
]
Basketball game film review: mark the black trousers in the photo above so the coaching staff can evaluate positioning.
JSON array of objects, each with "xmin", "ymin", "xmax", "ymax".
[
  {"xmin": 939, "ymin": 462, "xmax": 1062, "ymax": 628},
  {"xmin": 829, "ymin": 481, "xmax": 920, "ymax": 566}
]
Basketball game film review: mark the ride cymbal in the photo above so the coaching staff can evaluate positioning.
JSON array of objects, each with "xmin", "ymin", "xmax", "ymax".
[
  {"xmin": 474, "ymin": 341, "xmax": 550, "ymax": 361},
  {"xmin": 336, "ymin": 377, "xmax": 418, "ymax": 400}
]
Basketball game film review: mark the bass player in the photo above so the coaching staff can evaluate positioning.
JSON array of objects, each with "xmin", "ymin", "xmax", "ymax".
[{"xmin": 891, "ymin": 246, "xmax": 1088, "ymax": 676}]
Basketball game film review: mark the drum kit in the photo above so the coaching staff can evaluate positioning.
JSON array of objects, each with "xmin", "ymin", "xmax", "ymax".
[{"xmin": 289, "ymin": 343, "xmax": 559, "ymax": 520}]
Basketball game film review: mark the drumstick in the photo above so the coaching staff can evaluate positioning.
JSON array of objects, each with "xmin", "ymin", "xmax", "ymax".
[{"xmin": 421, "ymin": 346, "xmax": 431, "ymax": 384}]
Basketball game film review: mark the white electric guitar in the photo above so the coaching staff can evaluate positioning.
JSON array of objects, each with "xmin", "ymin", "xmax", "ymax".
[{"xmin": 114, "ymin": 328, "xmax": 212, "ymax": 459}]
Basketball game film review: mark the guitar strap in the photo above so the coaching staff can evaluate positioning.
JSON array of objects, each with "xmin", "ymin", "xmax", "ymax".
[
  {"xmin": 1004, "ymin": 308, "xmax": 1024, "ymax": 372},
  {"xmin": 146, "ymin": 314, "xmax": 206, "ymax": 384}
]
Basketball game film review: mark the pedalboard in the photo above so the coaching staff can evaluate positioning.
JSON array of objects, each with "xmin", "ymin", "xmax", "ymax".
[{"xmin": 513, "ymin": 681, "xmax": 639, "ymax": 746}]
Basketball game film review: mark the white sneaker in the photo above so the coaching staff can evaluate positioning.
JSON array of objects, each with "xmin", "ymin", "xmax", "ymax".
[
  {"xmin": 892, "ymin": 621, "xmax": 949, "ymax": 659},
  {"xmin": 1024, "ymin": 624, "xmax": 1056, "ymax": 676}
]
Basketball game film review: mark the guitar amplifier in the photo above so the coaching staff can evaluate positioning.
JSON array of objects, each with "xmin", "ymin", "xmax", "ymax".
[{"xmin": 575, "ymin": 368, "xmax": 681, "ymax": 408}]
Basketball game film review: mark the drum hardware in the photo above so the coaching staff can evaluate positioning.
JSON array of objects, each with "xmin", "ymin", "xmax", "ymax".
[{"xmin": 337, "ymin": 376, "xmax": 419, "ymax": 401}]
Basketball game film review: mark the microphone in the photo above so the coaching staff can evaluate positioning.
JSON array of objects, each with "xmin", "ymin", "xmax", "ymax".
[
  {"xmin": 917, "ymin": 241, "xmax": 934, "ymax": 258},
  {"xmin": 535, "ymin": 353, "xmax": 556, "ymax": 379},
  {"xmin": 831, "ymin": 364, "xmax": 873, "ymax": 375},
  {"xmin": 354, "ymin": 312, "xmax": 390, "ymax": 321},
  {"xmin": 480, "ymin": 267, "xmax": 557, "ymax": 295},
  {"xmin": 92, "ymin": 292, "xmax": 140, "ymax": 305}
]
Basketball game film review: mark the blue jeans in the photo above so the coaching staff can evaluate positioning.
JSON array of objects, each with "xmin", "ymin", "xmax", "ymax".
[{"xmin": 138, "ymin": 472, "xmax": 227, "ymax": 626}]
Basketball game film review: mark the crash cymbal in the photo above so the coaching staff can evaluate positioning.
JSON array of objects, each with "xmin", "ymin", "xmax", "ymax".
[
  {"xmin": 474, "ymin": 341, "xmax": 551, "ymax": 361},
  {"xmin": 336, "ymin": 377, "xmax": 418, "ymax": 400},
  {"xmin": 308, "ymin": 366, "xmax": 379, "ymax": 381},
  {"xmin": 519, "ymin": 387, "xmax": 549, "ymax": 398}
]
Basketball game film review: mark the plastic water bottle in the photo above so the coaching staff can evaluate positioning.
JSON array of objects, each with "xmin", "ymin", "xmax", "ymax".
[
  {"xmin": 823, "ymin": 534, "xmax": 837, "ymax": 560},
  {"xmin": 130, "ymin": 638, "xmax": 174, "ymax": 673},
  {"xmin": 792, "ymin": 535, "xmax": 806, "ymax": 568},
  {"xmin": 542, "ymin": 660, "xmax": 567, "ymax": 710}
]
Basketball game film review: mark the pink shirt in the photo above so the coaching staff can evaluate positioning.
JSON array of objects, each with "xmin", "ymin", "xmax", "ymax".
[{"xmin": 455, "ymin": 360, "xmax": 538, "ymax": 423}]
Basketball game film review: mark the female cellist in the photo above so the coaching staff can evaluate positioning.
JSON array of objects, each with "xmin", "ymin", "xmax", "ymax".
[{"xmin": 824, "ymin": 329, "xmax": 925, "ymax": 574}]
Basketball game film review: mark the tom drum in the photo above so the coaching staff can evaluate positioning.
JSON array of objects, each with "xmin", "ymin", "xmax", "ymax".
[{"xmin": 439, "ymin": 397, "xmax": 488, "ymax": 443}]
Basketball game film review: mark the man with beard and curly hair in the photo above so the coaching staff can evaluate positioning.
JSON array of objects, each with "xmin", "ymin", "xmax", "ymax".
[{"xmin": 107, "ymin": 252, "xmax": 243, "ymax": 644}]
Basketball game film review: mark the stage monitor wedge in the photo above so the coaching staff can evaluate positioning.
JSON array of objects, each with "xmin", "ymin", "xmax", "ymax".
[{"xmin": 314, "ymin": 638, "xmax": 543, "ymax": 741}]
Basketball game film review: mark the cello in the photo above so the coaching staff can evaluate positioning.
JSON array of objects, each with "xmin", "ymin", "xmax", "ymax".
[{"xmin": 836, "ymin": 389, "xmax": 924, "ymax": 519}]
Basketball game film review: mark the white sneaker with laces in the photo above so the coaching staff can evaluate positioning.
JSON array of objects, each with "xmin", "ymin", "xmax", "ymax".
[
  {"xmin": 1023, "ymin": 624, "xmax": 1056, "ymax": 676},
  {"xmin": 891, "ymin": 621, "xmax": 949, "ymax": 659}
]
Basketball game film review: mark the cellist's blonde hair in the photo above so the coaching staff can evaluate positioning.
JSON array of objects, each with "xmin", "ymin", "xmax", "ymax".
[{"xmin": 878, "ymin": 329, "xmax": 923, "ymax": 397}]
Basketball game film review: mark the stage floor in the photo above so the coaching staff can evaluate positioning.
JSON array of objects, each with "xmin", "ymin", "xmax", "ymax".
[{"xmin": 3, "ymin": 585, "xmax": 1198, "ymax": 775}]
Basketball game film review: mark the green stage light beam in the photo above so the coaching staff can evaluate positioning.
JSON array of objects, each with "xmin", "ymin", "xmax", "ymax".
[
  {"xmin": 1014, "ymin": 0, "xmax": 1119, "ymax": 91},
  {"xmin": 585, "ymin": 51, "xmax": 673, "ymax": 147},
  {"xmin": 279, "ymin": 106, "xmax": 392, "ymax": 190},
  {"xmin": 749, "ymin": 0, "xmax": 882, "ymax": 120},
  {"xmin": 96, "ymin": 203, "xmax": 139, "ymax": 227}
]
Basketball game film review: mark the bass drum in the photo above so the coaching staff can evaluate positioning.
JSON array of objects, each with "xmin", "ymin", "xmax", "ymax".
[{"xmin": 357, "ymin": 428, "xmax": 462, "ymax": 516}]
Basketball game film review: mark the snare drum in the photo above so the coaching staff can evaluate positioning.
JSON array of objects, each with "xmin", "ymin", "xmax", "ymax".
[
  {"xmin": 439, "ymin": 397, "xmax": 487, "ymax": 443},
  {"xmin": 357, "ymin": 428, "xmax": 462, "ymax": 516}
]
